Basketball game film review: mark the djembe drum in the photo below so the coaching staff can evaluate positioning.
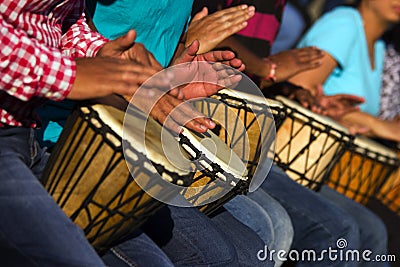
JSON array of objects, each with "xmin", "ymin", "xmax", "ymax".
[
  {"xmin": 190, "ymin": 89, "xmax": 282, "ymax": 215},
  {"xmin": 42, "ymin": 104, "xmax": 194, "ymax": 253},
  {"xmin": 178, "ymin": 127, "xmax": 249, "ymax": 215},
  {"xmin": 376, "ymin": 149, "xmax": 400, "ymax": 216},
  {"xmin": 274, "ymin": 96, "xmax": 352, "ymax": 190},
  {"xmin": 326, "ymin": 137, "xmax": 399, "ymax": 204}
]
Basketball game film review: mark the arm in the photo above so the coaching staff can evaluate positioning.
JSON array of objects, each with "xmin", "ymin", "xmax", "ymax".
[
  {"xmin": 288, "ymin": 50, "xmax": 338, "ymax": 95},
  {"xmin": 0, "ymin": 15, "xmax": 74, "ymax": 101},
  {"xmin": 341, "ymin": 111, "xmax": 400, "ymax": 142},
  {"xmin": 61, "ymin": 14, "xmax": 109, "ymax": 58},
  {"xmin": 217, "ymin": 37, "xmax": 324, "ymax": 88},
  {"xmin": 0, "ymin": 14, "xmax": 167, "ymax": 103},
  {"xmin": 217, "ymin": 36, "xmax": 271, "ymax": 78}
]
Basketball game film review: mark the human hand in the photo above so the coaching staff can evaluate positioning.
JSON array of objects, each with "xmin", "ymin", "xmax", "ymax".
[
  {"xmin": 279, "ymin": 83, "xmax": 320, "ymax": 111},
  {"xmin": 264, "ymin": 82, "xmax": 321, "ymax": 112},
  {"xmin": 68, "ymin": 57, "xmax": 170, "ymax": 100},
  {"xmin": 338, "ymin": 120, "xmax": 370, "ymax": 135},
  {"xmin": 174, "ymin": 39, "xmax": 244, "ymax": 70},
  {"xmin": 186, "ymin": 5, "xmax": 255, "ymax": 54},
  {"xmin": 130, "ymin": 88, "xmax": 216, "ymax": 134},
  {"xmin": 339, "ymin": 112, "xmax": 400, "ymax": 141},
  {"xmin": 315, "ymin": 86, "xmax": 365, "ymax": 120},
  {"xmin": 170, "ymin": 40, "xmax": 244, "ymax": 100},
  {"xmin": 267, "ymin": 47, "xmax": 324, "ymax": 83},
  {"xmin": 97, "ymin": 29, "xmax": 163, "ymax": 71}
]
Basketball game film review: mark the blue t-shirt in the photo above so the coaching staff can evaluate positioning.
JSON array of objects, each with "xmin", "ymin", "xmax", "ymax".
[
  {"xmin": 92, "ymin": 0, "xmax": 193, "ymax": 67},
  {"xmin": 297, "ymin": 6, "xmax": 385, "ymax": 116}
]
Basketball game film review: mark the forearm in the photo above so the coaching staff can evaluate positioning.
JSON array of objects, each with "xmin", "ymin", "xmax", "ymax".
[
  {"xmin": 342, "ymin": 111, "xmax": 400, "ymax": 142},
  {"xmin": 288, "ymin": 52, "xmax": 338, "ymax": 95},
  {"xmin": 216, "ymin": 36, "xmax": 270, "ymax": 78}
]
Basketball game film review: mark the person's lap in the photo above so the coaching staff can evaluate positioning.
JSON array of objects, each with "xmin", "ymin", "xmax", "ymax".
[
  {"xmin": 141, "ymin": 205, "xmax": 239, "ymax": 267},
  {"xmin": 0, "ymin": 127, "xmax": 106, "ymax": 267},
  {"xmin": 318, "ymin": 185, "xmax": 389, "ymax": 267},
  {"xmin": 102, "ymin": 229, "xmax": 175, "ymax": 267},
  {"xmin": 0, "ymin": 127, "xmax": 177, "ymax": 267},
  {"xmin": 260, "ymin": 164, "xmax": 361, "ymax": 266},
  {"xmin": 223, "ymin": 193, "xmax": 293, "ymax": 267},
  {"xmin": 210, "ymin": 206, "xmax": 275, "ymax": 267},
  {"xmin": 141, "ymin": 204, "xmax": 275, "ymax": 267}
]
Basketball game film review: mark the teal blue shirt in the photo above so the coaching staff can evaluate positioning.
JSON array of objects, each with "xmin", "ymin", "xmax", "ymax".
[
  {"xmin": 92, "ymin": 0, "xmax": 193, "ymax": 67},
  {"xmin": 297, "ymin": 7, "xmax": 385, "ymax": 116},
  {"xmin": 38, "ymin": 0, "xmax": 193, "ymax": 146}
]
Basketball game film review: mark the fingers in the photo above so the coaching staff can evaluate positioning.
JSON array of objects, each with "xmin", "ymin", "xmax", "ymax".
[
  {"xmin": 296, "ymin": 47, "xmax": 324, "ymax": 60},
  {"xmin": 168, "ymin": 87, "xmax": 185, "ymax": 99},
  {"xmin": 187, "ymin": 5, "xmax": 254, "ymax": 54},
  {"xmin": 291, "ymin": 47, "xmax": 324, "ymax": 70},
  {"xmin": 224, "ymin": 58, "xmax": 245, "ymax": 71},
  {"xmin": 331, "ymin": 94, "xmax": 365, "ymax": 105},
  {"xmin": 218, "ymin": 75, "xmax": 242, "ymax": 88},
  {"xmin": 214, "ymin": 5, "xmax": 255, "ymax": 32},
  {"xmin": 341, "ymin": 121, "xmax": 370, "ymax": 135},
  {"xmin": 108, "ymin": 29, "xmax": 137, "ymax": 53},
  {"xmin": 192, "ymin": 7, "xmax": 209, "ymax": 22},
  {"xmin": 200, "ymin": 50, "xmax": 236, "ymax": 64},
  {"xmin": 213, "ymin": 4, "xmax": 255, "ymax": 21},
  {"xmin": 175, "ymin": 40, "xmax": 200, "ymax": 64},
  {"xmin": 289, "ymin": 88, "xmax": 321, "ymax": 113},
  {"xmin": 323, "ymin": 106, "xmax": 360, "ymax": 120},
  {"xmin": 196, "ymin": 61, "xmax": 242, "ymax": 88},
  {"xmin": 149, "ymin": 93, "xmax": 216, "ymax": 133}
]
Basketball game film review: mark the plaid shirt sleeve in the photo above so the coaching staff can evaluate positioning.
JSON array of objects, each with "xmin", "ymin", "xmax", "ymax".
[
  {"xmin": 0, "ymin": 14, "xmax": 75, "ymax": 102},
  {"xmin": 61, "ymin": 13, "xmax": 109, "ymax": 58}
]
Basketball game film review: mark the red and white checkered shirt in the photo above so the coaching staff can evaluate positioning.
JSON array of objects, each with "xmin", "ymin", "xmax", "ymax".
[{"xmin": 0, "ymin": 0, "xmax": 108, "ymax": 127}]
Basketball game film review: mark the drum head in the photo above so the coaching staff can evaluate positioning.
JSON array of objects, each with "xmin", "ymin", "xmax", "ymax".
[
  {"xmin": 180, "ymin": 127, "xmax": 248, "ymax": 180},
  {"xmin": 276, "ymin": 96, "xmax": 350, "ymax": 135},
  {"xmin": 353, "ymin": 135, "xmax": 398, "ymax": 161},
  {"xmin": 219, "ymin": 88, "xmax": 284, "ymax": 110},
  {"xmin": 94, "ymin": 104, "xmax": 193, "ymax": 179}
]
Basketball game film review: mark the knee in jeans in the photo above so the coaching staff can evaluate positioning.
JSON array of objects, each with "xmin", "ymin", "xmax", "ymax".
[
  {"xmin": 332, "ymin": 212, "xmax": 360, "ymax": 248},
  {"xmin": 210, "ymin": 236, "xmax": 238, "ymax": 266},
  {"xmin": 363, "ymin": 213, "xmax": 388, "ymax": 245}
]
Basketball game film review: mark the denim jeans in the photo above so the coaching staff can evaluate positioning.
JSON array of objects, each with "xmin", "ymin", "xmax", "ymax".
[
  {"xmin": 142, "ymin": 205, "xmax": 274, "ymax": 267},
  {"xmin": 210, "ymin": 207, "xmax": 275, "ymax": 267},
  {"xmin": 261, "ymin": 165, "xmax": 361, "ymax": 267},
  {"xmin": 0, "ymin": 127, "xmax": 106, "ymax": 267},
  {"xmin": 318, "ymin": 185, "xmax": 389, "ymax": 267},
  {"xmin": 102, "ymin": 230, "xmax": 175, "ymax": 267},
  {"xmin": 0, "ymin": 127, "xmax": 180, "ymax": 267},
  {"xmin": 224, "ymin": 193, "xmax": 293, "ymax": 267}
]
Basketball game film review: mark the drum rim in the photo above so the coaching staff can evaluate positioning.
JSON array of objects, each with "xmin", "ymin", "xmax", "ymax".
[
  {"xmin": 90, "ymin": 104, "xmax": 193, "ymax": 176},
  {"xmin": 218, "ymin": 88, "xmax": 284, "ymax": 108},
  {"xmin": 352, "ymin": 135, "xmax": 399, "ymax": 159},
  {"xmin": 276, "ymin": 95, "xmax": 351, "ymax": 135},
  {"xmin": 180, "ymin": 127, "xmax": 248, "ymax": 180}
]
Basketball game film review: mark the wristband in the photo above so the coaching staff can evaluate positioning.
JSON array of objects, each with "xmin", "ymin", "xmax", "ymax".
[{"xmin": 262, "ymin": 59, "xmax": 277, "ymax": 83}]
